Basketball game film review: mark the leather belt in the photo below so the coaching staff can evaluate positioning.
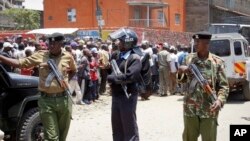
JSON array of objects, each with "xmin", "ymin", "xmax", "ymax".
[{"xmin": 40, "ymin": 91, "xmax": 66, "ymax": 98}]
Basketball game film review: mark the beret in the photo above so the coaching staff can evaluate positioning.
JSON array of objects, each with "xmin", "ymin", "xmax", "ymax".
[
  {"xmin": 192, "ymin": 31, "xmax": 212, "ymax": 40},
  {"xmin": 47, "ymin": 32, "xmax": 65, "ymax": 42}
]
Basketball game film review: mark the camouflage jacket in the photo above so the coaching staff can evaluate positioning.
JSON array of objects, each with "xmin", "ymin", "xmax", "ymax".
[{"xmin": 183, "ymin": 52, "xmax": 229, "ymax": 118}]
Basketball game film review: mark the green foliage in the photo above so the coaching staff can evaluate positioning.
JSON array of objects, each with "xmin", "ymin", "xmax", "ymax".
[{"xmin": 1, "ymin": 8, "xmax": 40, "ymax": 30}]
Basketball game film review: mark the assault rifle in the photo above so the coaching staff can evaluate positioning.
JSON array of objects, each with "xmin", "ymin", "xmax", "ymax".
[
  {"xmin": 46, "ymin": 59, "xmax": 75, "ymax": 104},
  {"xmin": 189, "ymin": 64, "xmax": 217, "ymax": 103},
  {"xmin": 110, "ymin": 59, "xmax": 131, "ymax": 99}
]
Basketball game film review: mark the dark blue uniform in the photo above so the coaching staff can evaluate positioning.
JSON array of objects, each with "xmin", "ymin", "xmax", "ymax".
[{"xmin": 108, "ymin": 50, "xmax": 142, "ymax": 141}]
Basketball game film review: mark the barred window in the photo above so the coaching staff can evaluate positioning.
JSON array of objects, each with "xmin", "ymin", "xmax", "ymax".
[{"xmin": 67, "ymin": 8, "xmax": 76, "ymax": 22}]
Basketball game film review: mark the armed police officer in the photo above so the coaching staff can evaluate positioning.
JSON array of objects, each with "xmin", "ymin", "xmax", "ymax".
[
  {"xmin": 0, "ymin": 33, "xmax": 76, "ymax": 141},
  {"xmin": 178, "ymin": 31, "xmax": 229, "ymax": 141},
  {"xmin": 107, "ymin": 28, "xmax": 142, "ymax": 141}
]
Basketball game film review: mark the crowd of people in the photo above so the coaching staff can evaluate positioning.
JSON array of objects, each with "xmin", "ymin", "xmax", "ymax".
[
  {"xmin": 0, "ymin": 28, "xmax": 229, "ymax": 141},
  {"xmin": 0, "ymin": 33, "xmax": 191, "ymax": 104}
]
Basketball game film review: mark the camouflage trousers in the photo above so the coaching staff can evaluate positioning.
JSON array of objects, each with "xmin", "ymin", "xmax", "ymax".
[
  {"xmin": 183, "ymin": 116, "xmax": 218, "ymax": 141},
  {"xmin": 38, "ymin": 93, "xmax": 72, "ymax": 141}
]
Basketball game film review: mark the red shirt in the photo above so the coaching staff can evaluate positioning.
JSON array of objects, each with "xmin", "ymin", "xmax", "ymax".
[{"xmin": 89, "ymin": 58, "xmax": 98, "ymax": 81}]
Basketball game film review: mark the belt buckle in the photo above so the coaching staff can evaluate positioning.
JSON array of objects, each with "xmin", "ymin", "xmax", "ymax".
[
  {"xmin": 53, "ymin": 92, "xmax": 65, "ymax": 97},
  {"xmin": 50, "ymin": 93, "xmax": 58, "ymax": 97},
  {"xmin": 41, "ymin": 92, "xmax": 65, "ymax": 97}
]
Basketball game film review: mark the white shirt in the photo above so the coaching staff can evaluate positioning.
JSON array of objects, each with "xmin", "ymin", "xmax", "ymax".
[
  {"xmin": 170, "ymin": 53, "xmax": 178, "ymax": 73},
  {"xmin": 75, "ymin": 49, "xmax": 83, "ymax": 65}
]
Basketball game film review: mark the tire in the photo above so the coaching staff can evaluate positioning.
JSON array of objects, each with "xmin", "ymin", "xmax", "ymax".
[
  {"xmin": 243, "ymin": 81, "xmax": 250, "ymax": 101},
  {"xmin": 17, "ymin": 108, "xmax": 44, "ymax": 141}
]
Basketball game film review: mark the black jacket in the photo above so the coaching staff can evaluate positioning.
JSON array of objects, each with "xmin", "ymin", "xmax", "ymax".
[{"xmin": 108, "ymin": 50, "xmax": 142, "ymax": 96}]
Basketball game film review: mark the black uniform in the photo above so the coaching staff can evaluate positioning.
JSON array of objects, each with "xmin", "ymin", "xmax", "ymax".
[{"xmin": 108, "ymin": 49, "xmax": 141, "ymax": 141}]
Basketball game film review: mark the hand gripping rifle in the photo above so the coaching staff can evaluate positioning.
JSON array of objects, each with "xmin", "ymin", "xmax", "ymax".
[
  {"xmin": 46, "ymin": 59, "xmax": 75, "ymax": 104},
  {"xmin": 110, "ymin": 59, "xmax": 131, "ymax": 99},
  {"xmin": 189, "ymin": 64, "xmax": 217, "ymax": 103}
]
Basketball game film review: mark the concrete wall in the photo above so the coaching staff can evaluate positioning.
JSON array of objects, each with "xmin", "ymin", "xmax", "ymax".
[
  {"xmin": 210, "ymin": 6, "xmax": 249, "ymax": 24},
  {"xmin": 210, "ymin": 0, "xmax": 250, "ymax": 24},
  {"xmin": 185, "ymin": 0, "xmax": 209, "ymax": 32},
  {"xmin": 212, "ymin": 0, "xmax": 250, "ymax": 15}
]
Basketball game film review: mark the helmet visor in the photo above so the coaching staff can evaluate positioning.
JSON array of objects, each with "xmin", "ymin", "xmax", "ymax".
[{"xmin": 109, "ymin": 28, "xmax": 127, "ymax": 40}]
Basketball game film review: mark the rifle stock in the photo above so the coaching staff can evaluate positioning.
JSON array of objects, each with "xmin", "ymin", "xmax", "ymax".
[
  {"xmin": 110, "ymin": 59, "xmax": 131, "ymax": 99},
  {"xmin": 47, "ymin": 59, "xmax": 75, "ymax": 104},
  {"xmin": 189, "ymin": 64, "xmax": 217, "ymax": 103}
]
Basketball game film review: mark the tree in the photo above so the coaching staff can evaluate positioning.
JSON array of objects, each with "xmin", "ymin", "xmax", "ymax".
[{"xmin": 1, "ymin": 8, "xmax": 40, "ymax": 30}]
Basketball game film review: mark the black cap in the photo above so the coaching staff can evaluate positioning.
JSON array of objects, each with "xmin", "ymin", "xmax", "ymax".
[
  {"xmin": 192, "ymin": 31, "xmax": 212, "ymax": 40},
  {"xmin": 47, "ymin": 32, "xmax": 65, "ymax": 42}
]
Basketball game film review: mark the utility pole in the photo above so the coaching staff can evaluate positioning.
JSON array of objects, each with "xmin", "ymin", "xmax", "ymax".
[{"xmin": 96, "ymin": 0, "xmax": 104, "ymax": 39}]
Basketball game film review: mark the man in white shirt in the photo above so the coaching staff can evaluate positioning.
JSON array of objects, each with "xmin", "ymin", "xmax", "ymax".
[{"xmin": 169, "ymin": 46, "xmax": 178, "ymax": 95}]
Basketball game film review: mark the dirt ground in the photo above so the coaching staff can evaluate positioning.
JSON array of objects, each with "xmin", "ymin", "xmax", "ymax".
[{"xmin": 67, "ymin": 93, "xmax": 250, "ymax": 141}]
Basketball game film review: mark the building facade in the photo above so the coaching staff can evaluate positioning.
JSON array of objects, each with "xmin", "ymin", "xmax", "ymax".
[
  {"xmin": 185, "ymin": 0, "xmax": 250, "ymax": 32},
  {"xmin": 0, "ymin": 0, "xmax": 24, "ymax": 11},
  {"xmin": 0, "ymin": 0, "xmax": 25, "ymax": 29},
  {"xmin": 44, "ymin": 0, "xmax": 186, "ymax": 32}
]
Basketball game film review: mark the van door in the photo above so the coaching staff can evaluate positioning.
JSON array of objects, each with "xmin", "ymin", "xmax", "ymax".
[
  {"xmin": 232, "ymin": 40, "xmax": 246, "ymax": 76},
  {"xmin": 209, "ymin": 39, "xmax": 233, "ymax": 78}
]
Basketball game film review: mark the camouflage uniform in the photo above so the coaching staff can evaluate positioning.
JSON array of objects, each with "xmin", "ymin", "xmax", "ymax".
[{"xmin": 182, "ymin": 53, "xmax": 229, "ymax": 141}]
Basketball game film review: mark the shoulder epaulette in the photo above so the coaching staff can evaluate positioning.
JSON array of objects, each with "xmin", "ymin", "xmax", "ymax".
[{"xmin": 211, "ymin": 53, "xmax": 224, "ymax": 63}]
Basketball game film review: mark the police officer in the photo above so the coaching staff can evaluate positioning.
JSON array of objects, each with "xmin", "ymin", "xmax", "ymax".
[
  {"xmin": 0, "ymin": 32, "xmax": 77, "ymax": 141},
  {"xmin": 108, "ymin": 28, "xmax": 142, "ymax": 141},
  {"xmin": 178, "ymin": 31, "xmax": 229, "ymax": 141}
]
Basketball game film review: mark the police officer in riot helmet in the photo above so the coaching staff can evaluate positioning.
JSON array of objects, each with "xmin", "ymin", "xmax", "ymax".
[{"xmin": 108, "ymin": 28, "xmax": 142, "ymax": 141}]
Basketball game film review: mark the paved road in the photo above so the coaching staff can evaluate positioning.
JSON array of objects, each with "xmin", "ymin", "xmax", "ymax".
[{"xmin": 67, "ymin": 93, "xmax": 250, "ymax": 141}]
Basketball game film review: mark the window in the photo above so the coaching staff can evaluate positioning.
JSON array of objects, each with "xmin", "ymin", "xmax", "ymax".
[
  {"xmin": 234, "ymin": 41, "xmax": 242, "ymax": 55},
  {"xmin": 157, "ymin": 10, "xmax": 164, "ymax": 24},
  {"xmin": 48, "ymin": 16, "xmax": 53, "ymax": 20},
  {"xmin": 209, "ymin": 40, "xmax": 231, "ymax": 56},
  {"xmin": 243, "ymin": 42, "xmax": 250, "ymax": 57},
  {"xmin": 67, "ymin": 8, "xmax": 76, "ymax": 22},
  {"xmin": 134, "ymin": 8, "xmax": 140, "ymax": 19},
  {"xmin": 175, "ymin": 14, "xmax": 180, "ymax": 25}
]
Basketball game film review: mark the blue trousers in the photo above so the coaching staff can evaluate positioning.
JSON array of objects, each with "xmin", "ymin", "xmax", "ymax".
[{"xmin": 111, "ymin": 94, "xmax": 139, "ymax": 141}]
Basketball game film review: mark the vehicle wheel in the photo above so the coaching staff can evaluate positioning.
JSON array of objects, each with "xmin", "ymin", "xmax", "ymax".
[
  {"xmin": 17, "ymin": 108, "xmax": 44, "ymax": 141},
  {"xmin": 243, "ymin": 81, "xmax": 250, "ymax": 100}
]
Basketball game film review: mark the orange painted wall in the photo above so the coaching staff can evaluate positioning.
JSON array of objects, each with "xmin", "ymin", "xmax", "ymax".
[
  {"xmin": 44, "ymin": 0, "xmax": 94, "ymax": 28},
  {"xmin": 44, "ymin": 0, "xmax": 186, "ymax": 32},
  {"xmin": 44, "ymin": 0, "xmax": 129, "ymax": 28},
  {"xmin": 99, "ymin": 0, "xmax": 129, "ymax": 27},
  {"xmin": 164, "ymin": 0, "xmax": 186, "ymax": 32}
]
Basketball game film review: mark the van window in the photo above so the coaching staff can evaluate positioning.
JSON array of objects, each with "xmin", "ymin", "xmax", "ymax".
[
  {"xmin": 243, "ymin": 42, "xmax": 250, "ymax": 57},
  {"xmin": 209, "ymin": 40, "xmax": 231, "ymax": 56},
  {"xmin": 234, "ymin": 41, "xmax": 242, "ymax": 56}
]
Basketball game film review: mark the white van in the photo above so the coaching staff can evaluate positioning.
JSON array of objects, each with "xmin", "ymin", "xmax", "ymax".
[{"xmin": 209, "ymin": 33, "xmax": 250, "ymax": 100}]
